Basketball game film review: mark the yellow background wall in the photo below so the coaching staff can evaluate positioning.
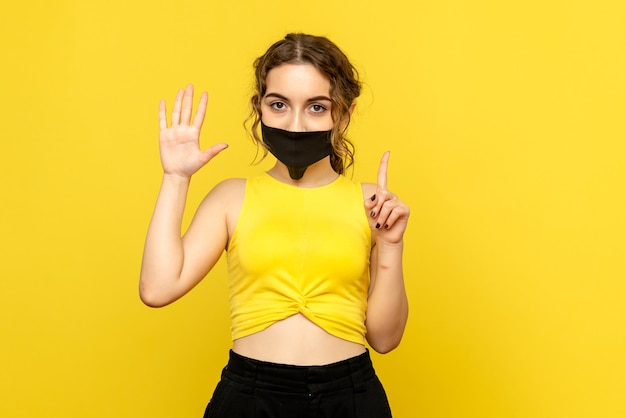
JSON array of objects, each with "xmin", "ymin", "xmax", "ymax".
[{"xmin": 1, "ymin": 1, "xmax": 625, "ymax": 417}]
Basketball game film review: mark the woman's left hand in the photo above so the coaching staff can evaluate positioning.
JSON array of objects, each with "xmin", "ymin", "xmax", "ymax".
[{"xmin": 364, "ymin": 152, "xmax": 410, "ymax": 245}]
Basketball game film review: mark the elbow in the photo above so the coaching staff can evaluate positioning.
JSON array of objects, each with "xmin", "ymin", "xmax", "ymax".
[
  {"xmin": 139, "ymin": 292, "xmax": 169, "ymax": 308},
  {"xmin": 366, "ymin": 324, "xmax": 406, "ymax": 354},
  {"xmin": 366, "ymin": 312, "xmax": 408, "ymax": 354},
  {"xmin": 138, "ymin": 279, "xmax": 174, "ymax": 308},
  {"xmin": 368, "ymin": 335, "xmax": 403, "ymax": 354}
]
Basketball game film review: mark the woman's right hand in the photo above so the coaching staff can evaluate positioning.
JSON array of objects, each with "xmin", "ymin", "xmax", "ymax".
[{"xmin": 158, "ymin": 84, "xmax": 228, "ymax": 178}]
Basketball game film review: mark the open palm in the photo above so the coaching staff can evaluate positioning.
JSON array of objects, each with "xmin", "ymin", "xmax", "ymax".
[{"xmin": 158, "ymin": 84, "xmax": 228, "ymax": 178}]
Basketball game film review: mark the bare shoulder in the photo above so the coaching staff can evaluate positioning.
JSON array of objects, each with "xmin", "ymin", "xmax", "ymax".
[
  {"xmin": 210, "ymin": 177, "xmax": 246, "ymax": 196},
  {"xmin": 201, "ymin": 178, "xmax": 246, "ymax": 209},
  {"xmin": 360, "ymin": 182, "xmax": 377, "ymax": 200},
  {"xmin": 195, "ymin": 178, "xmax": 247, "ymax": 238}
]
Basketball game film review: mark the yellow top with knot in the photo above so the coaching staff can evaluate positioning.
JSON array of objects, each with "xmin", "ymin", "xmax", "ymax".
[{"xmin": 227, "ymin": 173, "xmax": 372, "ymax": 344}]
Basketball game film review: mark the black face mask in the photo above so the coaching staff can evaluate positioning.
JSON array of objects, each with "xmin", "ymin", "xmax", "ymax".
[{"xmin": 261, "ymin": 122, "xmax": 333, "ymax": 180}]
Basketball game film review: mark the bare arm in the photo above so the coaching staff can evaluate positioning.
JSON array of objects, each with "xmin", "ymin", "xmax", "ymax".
[
  {"xmin": 363, "ymin": 152, "xmax": 410, "ymax": 353},
  {"xmin": 139, "ymin": 85, "xmax": 230, "ymax": 307}
]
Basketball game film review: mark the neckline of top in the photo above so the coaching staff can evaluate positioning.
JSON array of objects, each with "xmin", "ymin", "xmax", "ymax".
[{"xmin": 263, "ymin": 171, "xmax": 343, "ymax": 190}]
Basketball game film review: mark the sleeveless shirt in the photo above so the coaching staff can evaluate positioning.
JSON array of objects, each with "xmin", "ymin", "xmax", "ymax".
[{"xmin": 226, "ymin": 173, "xmax": 372, "ymax": 345}]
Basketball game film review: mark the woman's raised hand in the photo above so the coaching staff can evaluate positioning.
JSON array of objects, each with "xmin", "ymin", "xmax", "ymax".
[
  {"xmin": 364, "ymin": 152, "xmax": 410, "ymax": 245},
  {"xmin": 158, "ymin": 84, "xmax": 228, "ymax": 178}
]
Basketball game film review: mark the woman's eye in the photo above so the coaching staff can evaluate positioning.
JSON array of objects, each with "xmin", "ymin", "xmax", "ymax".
[
  {"xmin": 310, "ymin": 104, "xmax": 326, "ymax": 113},
  {"xmin": 270, "ymin": 102, "xmax": 286, "ymax": 110}
]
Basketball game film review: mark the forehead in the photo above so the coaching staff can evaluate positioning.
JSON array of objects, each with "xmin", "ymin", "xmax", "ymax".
[{"xmin": 264, "ymin": 63, "xmax": 331, "ymax": 98}]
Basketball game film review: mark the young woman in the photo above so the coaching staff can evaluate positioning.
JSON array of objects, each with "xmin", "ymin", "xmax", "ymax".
[{"xmin": 140, "ymin": 33, "xmax": 410, "ymax": 417}]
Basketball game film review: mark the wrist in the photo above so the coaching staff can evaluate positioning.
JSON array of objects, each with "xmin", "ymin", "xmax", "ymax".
[
  {"xmin": 162, "ymin": 172, "xmax": 192, "ymax": 184},
  {"xmin": 374, "ymin": 239, "xmax": 404, "ymax": 251}
]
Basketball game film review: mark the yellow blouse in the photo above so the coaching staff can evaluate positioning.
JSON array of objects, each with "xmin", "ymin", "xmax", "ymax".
[{"xmin": 226, "ymin": 173, "xmax": 371, "ymax": 344}]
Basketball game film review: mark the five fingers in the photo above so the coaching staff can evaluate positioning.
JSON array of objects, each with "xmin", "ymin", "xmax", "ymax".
[{"xmin": 159, "ymin": 85, "xmax": 207, "ymax": 130}]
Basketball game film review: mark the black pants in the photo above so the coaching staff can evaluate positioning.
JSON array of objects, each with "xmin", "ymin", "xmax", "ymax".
[{"xmin": 203, "ymin": 350, "xmax": 392, "ymax": 417}]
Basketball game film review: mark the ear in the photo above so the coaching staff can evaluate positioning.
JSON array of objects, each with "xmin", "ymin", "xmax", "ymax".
[
  {"xmin": 348, "ymin": 101, "xmax": 356, "ymax": 115},
  {"xmin": 339, "ymin": 102, "xmax": 357, "ymax": 130}
]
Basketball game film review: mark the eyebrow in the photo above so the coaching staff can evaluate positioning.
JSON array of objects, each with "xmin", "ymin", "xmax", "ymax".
[{"xmin": 264, "ymin": 92, "xmax": 332, "ymax": 103}]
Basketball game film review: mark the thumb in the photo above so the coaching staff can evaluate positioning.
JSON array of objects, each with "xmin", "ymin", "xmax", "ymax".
[{"xmin": 198, "ymin": 142, "xmax": 229, "ymax": 165}]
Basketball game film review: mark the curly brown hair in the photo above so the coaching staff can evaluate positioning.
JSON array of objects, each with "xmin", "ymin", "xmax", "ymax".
[{"xmin": 246, "ymin": 33, "xmax": 361, "ymax": 175}]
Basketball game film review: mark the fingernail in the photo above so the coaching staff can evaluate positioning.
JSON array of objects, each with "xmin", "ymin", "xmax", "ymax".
[
  {"xmin": 370, "ymin": 194, "xmax": 376, "ymax": 201},
  {"xmin": 370, "ymin": 211, "xmax": 376, "ymax": 217},
  {"xmin": 384, "ymin": 224, "xmax": 389, "ymax": 229},
  {"xmin": 375, "ymin": 223, "xmax": 381, "ymax": 229}
]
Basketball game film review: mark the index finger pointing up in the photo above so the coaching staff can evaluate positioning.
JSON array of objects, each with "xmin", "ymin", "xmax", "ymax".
[{"xmin": 377, "ymin": 151, "xmax": 390, "ymax": 189}]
